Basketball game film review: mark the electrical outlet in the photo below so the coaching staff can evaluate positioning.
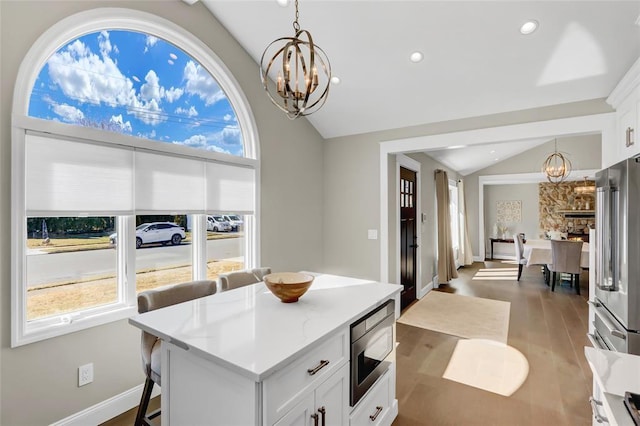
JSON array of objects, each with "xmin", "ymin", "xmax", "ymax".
[{"xmin": 78, "ymin": 363, "xmax": 93, "ymax": 387}]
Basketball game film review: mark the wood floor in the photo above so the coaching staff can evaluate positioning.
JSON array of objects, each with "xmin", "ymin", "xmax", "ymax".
[
  {"xmin": 393, "ymin": 260, "xmax": 592, "ymax": 426},
  {"xmin": 102, "ymin": 261, "xmax": 592, "ymax": 425}
]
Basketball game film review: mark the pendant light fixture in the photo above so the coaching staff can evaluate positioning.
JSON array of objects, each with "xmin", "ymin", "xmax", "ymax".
[
  {"xmin": 574, "ymin": 176, "xmax": 595, "ymax": 194},
  {"xmin": 260, "ymin": 0, "xmax": 331, "ymax": 119},
  {"xmin": 542, "ymin": 138, "xmax": 572, "ymax": 183}
]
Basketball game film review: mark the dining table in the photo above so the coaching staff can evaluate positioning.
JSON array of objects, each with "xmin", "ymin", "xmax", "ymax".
[{"xmin": 523, "ymin": 239, "xmax": 590, "ymax": 268}]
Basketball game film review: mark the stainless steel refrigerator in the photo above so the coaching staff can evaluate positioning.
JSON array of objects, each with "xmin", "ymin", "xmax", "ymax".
[{"xmin": 592, "ymin": 156, "xmax": 640, "ymax": 354}]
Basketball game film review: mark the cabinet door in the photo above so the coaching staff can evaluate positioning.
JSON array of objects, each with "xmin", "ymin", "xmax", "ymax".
[
  {"xmin": 274, "ymin": 393, "xmax": 315, "ymax": 426},
  {"xmin": 314, "ymin": 363, "xmax": 349, "ymax": 426},
  {"xmin": 618, "ymin": 94, "xmax": 639, "ymax": 160}
]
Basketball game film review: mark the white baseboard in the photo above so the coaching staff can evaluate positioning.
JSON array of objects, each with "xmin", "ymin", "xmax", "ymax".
[
  {"xmin": 418, "ymin": 280, "xmax": 434, "ymax": 299},
  {"xmin": 488, "ymin": 255, "xmax": 517, "ymax": 261},
  {"xmin": 473, "ymin": 255, "xmax": 483, "ymax": 262},
  {"xmin": 52, "ymin": 383, "xmax": 161, "ymax": 426}
]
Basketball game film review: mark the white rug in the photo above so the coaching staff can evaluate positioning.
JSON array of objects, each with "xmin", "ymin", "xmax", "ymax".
[
  {"xmin": 443, "ymin": 339, "xmax": 529, "ymax": 396},
  {"xmin": 397, "ymin": 291, "xmax": 511, "ymax": 343}
]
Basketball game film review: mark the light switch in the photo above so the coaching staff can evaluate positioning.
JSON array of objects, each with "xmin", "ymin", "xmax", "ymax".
[{"xmin": 368, "ymin": 229, "xmax": 378, "ymax": 240}]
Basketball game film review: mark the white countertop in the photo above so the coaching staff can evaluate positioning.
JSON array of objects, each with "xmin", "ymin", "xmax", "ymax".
[{"xmin": 129, "ymin": 273, "xmax": 402, "ymax": 382}]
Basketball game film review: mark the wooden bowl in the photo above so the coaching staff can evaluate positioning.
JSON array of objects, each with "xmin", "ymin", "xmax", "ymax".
[{"xmin": 264, "ymin": 272, "xmax": 314, "ymax": 303}]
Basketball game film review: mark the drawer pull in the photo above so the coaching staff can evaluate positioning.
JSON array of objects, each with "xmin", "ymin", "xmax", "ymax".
[
  {"xmin": 369, "ymin": 406, "xmax": 383, "ymax": 422},
  {"xmin": 307, "ymin": 359, "xmax": 330, "ymax": 376},
  {"xmin": 318, "ymin": 406, "xmax": 326, "ymax": 426},
  {"xmin": 589, "ymin": 397, "xmax": 608, "ymax": 423}
]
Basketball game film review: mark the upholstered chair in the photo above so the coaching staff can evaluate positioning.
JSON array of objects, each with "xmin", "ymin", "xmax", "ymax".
[
  {"xmin": 548, "ymin": 240, "xmax": 583, "ymax": 294},
  {"xmin": 513, "ymin": 233, "xmax": 527, "ymax": 281},
  {"xmin": 218, "ymin": 267, "xmax": 271, "ymax": 291},
  {"xmin": 135, "ymin": 280, "xmax": 217, "ymax": 426}
]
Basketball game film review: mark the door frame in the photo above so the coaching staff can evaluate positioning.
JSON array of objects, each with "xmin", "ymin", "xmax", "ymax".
[{"xmin": 396, "ymin": 154, "xmax": 421, "ymax": 298}]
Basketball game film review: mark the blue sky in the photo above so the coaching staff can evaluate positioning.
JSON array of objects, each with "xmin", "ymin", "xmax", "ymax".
[{"xmin": 28, "ymin": 30, "xmax": 243, "ymax": 156}]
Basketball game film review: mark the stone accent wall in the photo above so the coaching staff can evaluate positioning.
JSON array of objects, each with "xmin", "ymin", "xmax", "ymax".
[{"xmin": 539, "ymin": 181, "xmax": 595, "ymax": 237}]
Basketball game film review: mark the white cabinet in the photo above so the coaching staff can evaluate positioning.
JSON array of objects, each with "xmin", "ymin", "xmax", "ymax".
[
  {"xmin": 349, "ymin": 364, "xmax": 397, "ymax": 426},
  {"xmin": 606, "ymin": 57, "xmax": 640, "ymax": 164},
  {"xmin": 275, "ymin": 364, "xmax": 349, "ymax": 426}
]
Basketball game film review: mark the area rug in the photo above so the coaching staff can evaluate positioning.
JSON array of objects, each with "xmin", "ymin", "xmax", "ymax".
[
  {"xmin": 443, "ymin": 339, "xmax": 529, "ymax": 396},
  {"xmin": 397, "ymin": 291, "xmax": 510, "ymax": 343}
]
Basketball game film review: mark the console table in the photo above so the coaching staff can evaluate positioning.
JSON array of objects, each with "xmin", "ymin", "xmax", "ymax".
[{"xmin": 488, "ymin": 237, "xmax": 524, "ymax": 260}]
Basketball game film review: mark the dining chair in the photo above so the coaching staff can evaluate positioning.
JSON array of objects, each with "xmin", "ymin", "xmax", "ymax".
[
  {"xmin": 135, "ymin": 280, "xmax": 217, "ymax": 426},
  {"xmin": 513, "ymin": 234, "xmax": 527, "ymax": 281},
  {"xmin": 218, "ymin": 267, "xmax": 271, "ymax": 291},
  {"xmin": 547, "ymin": 240, "xmax": 583, "ymax": 294}
]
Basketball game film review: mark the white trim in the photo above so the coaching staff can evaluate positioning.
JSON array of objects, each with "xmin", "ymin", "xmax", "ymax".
[
  {"xmin": 11, "ymin": 8, "xmax": 260, "ymax": 346},
  {"xmin": 607, "ymin": 56, "xmax": 640, "ymax": 107},
  {"xmin": 51, "ymin": 383, "xmax": 161, "ymax": 426},
  {"xmin": 395, "ymin": 154, "xmax": 421, "ymax": 296},
  {"xmin": 473, "ymin": 256, "xmax": 483, "ymax": 262},
  {"xmin": 417, "ymin": 280, "xmax": 433, "ymax": 299},
  {"xmin": 379, "ymin": 113, "xmax": 614, "ymax": 282},
  {"xmin": 477, "ymin": 168, "xmax": 598, "ymax": 260}
]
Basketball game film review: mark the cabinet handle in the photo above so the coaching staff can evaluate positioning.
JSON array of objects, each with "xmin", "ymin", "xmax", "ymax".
[
  {"xmin": 307, "ymin": 359, "xmax": 330, "ymax": 376},
  {"xmin": 589, "ymin": 397, "xmax": 608, "ymax": 423},
  {"xmin": 630, "ymin": 128, "xmax": 635, "ymax": 147},
  {"xmin": 318, "ymin": 406, "xmax": 326, "ymax": 426},
  {"xmin": 369, "ymin": 406, "xmax": 383, "ymax": 422},
  {"xmin": 311, "ymin": 413, "xmax": 319, "ymax": 426}
]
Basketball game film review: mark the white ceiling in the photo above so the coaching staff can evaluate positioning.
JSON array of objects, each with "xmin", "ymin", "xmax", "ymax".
[{"xmin": 200, "ymin": 0, "xmax": 640, "ymax": 172}]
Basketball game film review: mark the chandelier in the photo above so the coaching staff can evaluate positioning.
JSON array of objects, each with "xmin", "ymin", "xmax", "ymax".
[
  {"xmin": 260, "ymin": 0, "xmax": 331, "ymax": 119},
  {"xmin": 574, "ymin": 176, "xmax": 595, "ymax": 194},
  {"xmin": 542, "ymin": 139, "xmax": 572, "ymax": 183}
]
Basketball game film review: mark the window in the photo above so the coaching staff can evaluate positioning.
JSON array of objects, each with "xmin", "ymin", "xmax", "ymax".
[{"xmin": 11, "ymin": 9, "xmax": 260, "ymax": 347}]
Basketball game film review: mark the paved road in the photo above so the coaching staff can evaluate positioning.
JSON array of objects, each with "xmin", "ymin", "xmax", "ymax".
[{"xmin": 27, "ymin": 237, "xmax": 244, "ymax": 287}]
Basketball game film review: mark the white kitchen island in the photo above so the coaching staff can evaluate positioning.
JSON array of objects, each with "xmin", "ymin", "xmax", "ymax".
[{"xmin": 129, "ymin": 272, "xmax": 403, "ymax": 425}]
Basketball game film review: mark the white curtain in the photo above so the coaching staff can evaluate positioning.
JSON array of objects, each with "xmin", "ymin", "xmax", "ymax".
[{"xmin": 457, "ymin": 179, "xmax": 474, "ymax": 266}]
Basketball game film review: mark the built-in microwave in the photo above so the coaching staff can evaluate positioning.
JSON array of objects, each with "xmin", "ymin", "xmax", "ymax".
[{"xmin": 350, "ymin": 299, "xmax": 395, "ymax": 406}]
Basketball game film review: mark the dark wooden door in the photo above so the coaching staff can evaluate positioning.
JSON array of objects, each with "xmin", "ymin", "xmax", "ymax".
[{"xmin": 400, "ymin": 167, "xmax": 417, "ymax": 310}]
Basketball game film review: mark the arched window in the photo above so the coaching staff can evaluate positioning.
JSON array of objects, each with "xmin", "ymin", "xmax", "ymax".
[{"xmin": 11, "ymin": 9, "xmax": 260, "ymax": 347}]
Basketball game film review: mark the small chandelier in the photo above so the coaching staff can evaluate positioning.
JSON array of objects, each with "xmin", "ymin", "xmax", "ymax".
[
  {"xmin": 260, "ymin": 0, "xmax": 331, "ymax": 119},
  {"xmin": 542, "ymin": 139, "xmax": 572, "ymax": 183},
  {"xmin": 574, "ymin": 176, "xmax": 595, "ymax": 194}
]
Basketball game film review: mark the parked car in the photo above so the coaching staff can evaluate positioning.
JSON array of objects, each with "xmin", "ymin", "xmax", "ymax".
[
  {"xmin": 222, "ymin": 214, "xmax": 243, "ymax": 231},
  {"xmin": 207, "ymin": 215, "xmax": 232, "ymax": 232},
  {"xmin": 109, "ymin": 222, "xmax": 186, "ymax": 249}
]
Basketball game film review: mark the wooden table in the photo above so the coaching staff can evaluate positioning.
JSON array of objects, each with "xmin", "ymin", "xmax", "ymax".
[
  {"xmin": 489, "ymin": 237, "xmax": 516, "ymax": 260},
  {"xmin": 523, "ymin": 239, "xmax": 590, "ymax": 268}
]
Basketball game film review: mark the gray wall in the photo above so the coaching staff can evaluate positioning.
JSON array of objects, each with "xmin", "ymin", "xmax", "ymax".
[
  {"xmin": 484, "ymin": 184, "xmax": 539, "ymax": 257},
  {"xmin": 465, "ymin": 134, "xmax": 602, "ymax": 257},
  {"xmin": 0, "ymin": 1, "xmax": 325, "ymax": 424}
]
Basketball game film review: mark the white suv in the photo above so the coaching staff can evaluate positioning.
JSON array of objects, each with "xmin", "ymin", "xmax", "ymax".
[
  {"xmin": 207, "ymin": 215, "xmax": 232, "ymax": 232},
  {"xmin": 223, "ymin": 214, "xmax": 243, "ymax": 231},
  {"xmin": 109, "ymin": 222, "xmax": 186, "ymax": 249}
]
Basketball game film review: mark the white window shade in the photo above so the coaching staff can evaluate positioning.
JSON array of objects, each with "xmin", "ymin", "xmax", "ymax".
[
  {"xmin": 206, "ymin": 162, "xmax": 255, "ymax": 214},
  {"xmin": 135, "ymin": 151, "xmax": 206, "ymax": 214},
  {"xmin": 25, "ymin": 134, "xmax": 134, "ymax": 215}
]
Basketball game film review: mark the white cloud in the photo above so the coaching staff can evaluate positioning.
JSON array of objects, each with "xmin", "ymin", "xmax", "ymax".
[
  {"xmin": 110, "ymin": 114, "xmax": 132, "ymax": 132},
  {"xmin": 168, "ymin": 60, "xmax": 174, "ymax": 66},
  {"xmin": 144, "ymin": 35, "xmax": 158, "ymax": 53},
  {"xmin": 169, "ymin": 53, "xmax": 178, "ymax": 60},
  {"xmin": 128, "ymin": 97, "xmax": 166, "ymax": 125},
  {"xmin": 223, "ymin": 114, "xmax": 232, "ymax": 121},
  {"xmin": 183, "ymin": 60, "xmax": 225, "ymax": 106},
  {"xmin": 47, "ymin": 39, "xmax": 137, "ymax": 107},
  {"xmin": 140, "ymin": 70, "xmax": 162, "ymax": 102},
  {"xmin": 98, "ymin": 31, "xmax": 114, "ymax": 57},
  {"xmin": 52, "ymin": 103, "xmax": 84, "ymax": 122},
  {"xmin": 165, "ymin": 87, "xmax": 184, "ymax": 103},
  {"xmin": 171, "ymin": 134, "xmax": 232, "ymax": 154},
  {"xmin": 132, "ymin": 75, "xmax": 140, "ymax": 83},
  {"xmin": 175, "ymin": 106, "xmax": 198, "ymax": 117}
]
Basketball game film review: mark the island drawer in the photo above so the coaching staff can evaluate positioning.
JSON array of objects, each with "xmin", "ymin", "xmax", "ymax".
[
  {"xmin": 263, "ymin": 328, "xmax": 349, "ymax": 425},
  {"xmin": 349, "ymin": 366, "xmax": 392, "ymax": 426}
]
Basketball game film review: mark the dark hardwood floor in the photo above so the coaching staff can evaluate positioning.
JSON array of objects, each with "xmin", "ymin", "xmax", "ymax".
[{"xmin": 103, "ymin": 261, "xmax": 592, "ymax": 425}]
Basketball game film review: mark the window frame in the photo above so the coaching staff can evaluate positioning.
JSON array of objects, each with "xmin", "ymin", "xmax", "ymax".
[{"xmin": 11, "ymin": 8, "xmax": 261, "ymax": 347}]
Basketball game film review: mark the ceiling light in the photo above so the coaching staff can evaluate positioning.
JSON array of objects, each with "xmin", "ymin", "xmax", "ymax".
[
  {"xmin": 330, "ymin": 76, "xmax": 341, "ymax": 85},
  {"xmin": 542, "ymin": 138, "xmax": 571, "ymax": 183},
  {"xmin": 490, "ymin": 150, "xmax": 496, "ymax": 154},
  {"xmin": 410, "ymin": 52, "xmax": 424, "ymax": 63},
  {"xmin": 260, "ymin": 0, "xmax": 331, "ymax": 119},
  {"xmin": 520, "ymin": 20, "xmax": 539, "ymax": 35},
  {"xmin": 276, "ymin": 0, "xmax": 289, "ymax": 6},
  {"xmin": 574, "ymin": 176, "xmax": 595, "ymax": 194}
]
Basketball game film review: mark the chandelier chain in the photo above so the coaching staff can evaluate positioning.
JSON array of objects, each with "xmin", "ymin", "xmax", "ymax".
[{"xmin": 293, "ymin": 0, "xmax": 300, "ymax": 32}]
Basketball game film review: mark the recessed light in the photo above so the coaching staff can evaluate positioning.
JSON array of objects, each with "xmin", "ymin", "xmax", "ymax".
[
  {"xmin": 276, "ymin": 0, "xmax": 289, "ymax": 6},
  {"xmin": 330, "ymin": 76, "xmax": 341, "ymax": 85},
  {"xmin": 490, "ymin": 150, "xmax": 496, "ymax": 154},
  {"xmin": 520, "ymin": 20, "xmax": 538, "ymax": 35},
  {"xmin": 494, "ymin": 158, "xmax": 500, "ymax": 161},
  {"xmin": 410, "ymin": 51, "xmax": 424, "ymax": 63}
]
